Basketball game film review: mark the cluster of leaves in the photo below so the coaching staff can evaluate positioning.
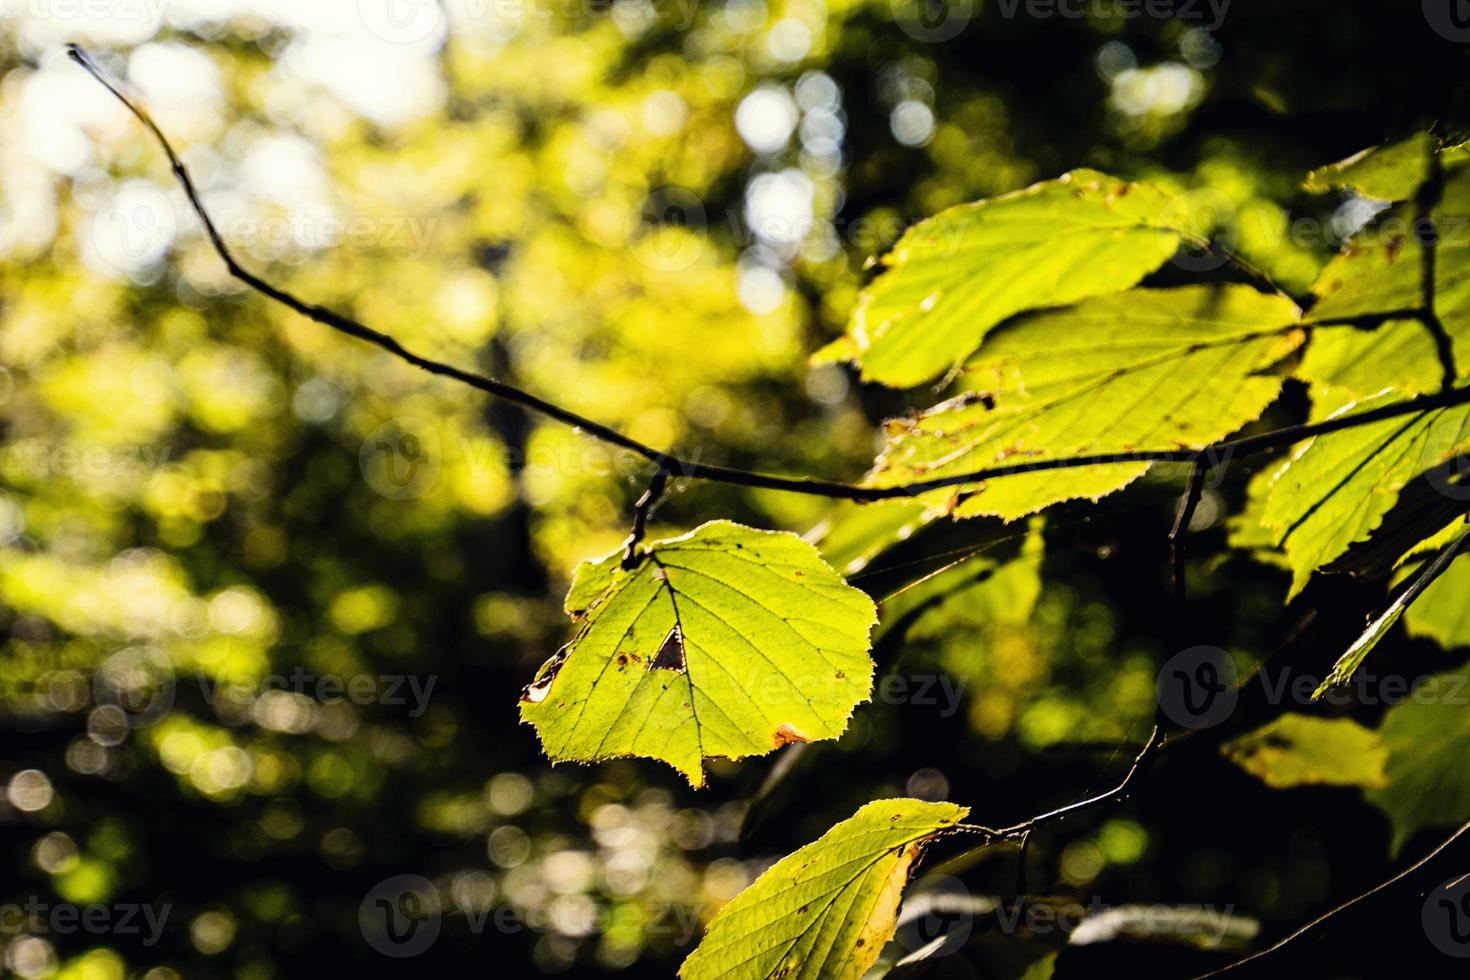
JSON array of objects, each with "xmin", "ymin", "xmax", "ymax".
[{"xmin": 510, "ymin": 135, "xmax": 1470, "ymax": 976}]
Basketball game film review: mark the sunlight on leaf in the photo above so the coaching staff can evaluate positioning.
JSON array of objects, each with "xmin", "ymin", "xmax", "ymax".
[
  {"xmin": 679, "ymin": 799, "xmax": 967, "ymax": 980},
  {"xmin": 1405, "ymin": 550, "xmax": 1470, "ymax": 647},
  {"xmin": 830, "ymin": 170, "xmax": 1188, "ymax": 388},
  {"xmin": 1260, "ymin": 395, "xmax": 1470, "ymax": 597},
  {"xmin": 520, "ymin": 521, "xmax": 878, "ymax": 787},
  {"xmin": 1302, "ymin": 132, "xmax": 1437, "ymax": 202},
  {"xmin": 1222, "ymin": 715, "xmax": 1387, "ymax": 789},
  {"xmin": 866, "ymin": 285, "xmax": 1302, "ymax": 520}
]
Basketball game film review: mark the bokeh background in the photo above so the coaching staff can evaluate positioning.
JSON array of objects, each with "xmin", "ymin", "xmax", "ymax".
[{"xmin": 2, "ymin": 1, "xmax": 1469, "ymax": 977}]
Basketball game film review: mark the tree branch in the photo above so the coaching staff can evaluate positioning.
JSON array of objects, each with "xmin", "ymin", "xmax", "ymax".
[
  {"xmin": 1196, "ymin": 818, "xmax": 1470, "ymax": 978},
  {"xmin": 955, "ymin": 724, "xmax": 1163, "ymax": 844},
  {"xmin": 68, "ymin": 46, "xmax": 1470, "ymax": 506}
]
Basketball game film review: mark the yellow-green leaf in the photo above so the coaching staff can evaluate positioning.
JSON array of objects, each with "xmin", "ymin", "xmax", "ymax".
[
  {"xmin": 836, "ymin": 170, "xmax": 1187, "ymax": 388},
  {"xmin": 679, "ymin": 799, "xmax": 967, "ymax": 980},
  {"xmin": 1303, "ymin": 132, "xmax": 1438, "ymax": 201},
  {"xmin": 1260, "ymin": 396, "xmax": 1470, "ymax": 597},
  {"xmin": 1406, "ymin": 550, "xmax": 1470, "ymax": 648},
  {"xmin": 1222, "ymin": 715, "xmax": 1387, "ymax": 789},
  {"xmin": 866, "ymin": 285, "xmax": 1302, "ymax": 520},
  {"xmin": 520, "ymin": 521, "xmax": 878, "ymax": 787}
]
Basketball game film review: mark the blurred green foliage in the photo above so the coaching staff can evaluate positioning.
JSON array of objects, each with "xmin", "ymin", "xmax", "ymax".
[{"xmin": 3, "ymin": 1, "xmax": 1470, "ymax": 978}]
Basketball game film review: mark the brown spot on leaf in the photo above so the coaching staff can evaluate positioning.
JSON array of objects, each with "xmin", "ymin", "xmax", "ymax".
[{"xmin": 771, "ymin": 723, "xmax": 812, "ymax": 748}]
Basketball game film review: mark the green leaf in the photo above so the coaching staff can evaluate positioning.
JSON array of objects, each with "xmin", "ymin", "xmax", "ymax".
[
  {"xmin": 1314, "ymin": 525, "xmax": 1470, "ymax": 694},
  {"xmin": 835, "ymin": 170, "xmax": 1188, "ymax": 388},
  {"xmin": 679, "ymin": 798, "xmax": 967, "ymax": 980},
  {"xmin": 865, "ymin": 285, "xmax": 1302, "ymax": 520},
  {"xmin": 1296, "ymin": 317, "xmax": 1446, "ymax": 403},
  {"xmin": 520, "ymin": 521, "xmax": 878, "ymax": 787},
  {"xmin": 1405, "ymin": 550, "xmax": 1470, "ymax": 648},
  {"xmin": 1301, "ymin": 158, "xmax": 1470, "ymax": 403},
  {"xmin": 1221, "ymin": 715, "xmax": 1387, "ymax": 789},
  {"xmin": 1260, "ymin": 395, "xmax": 1470, "ymax": 597},
  {"xmin": 1302, "ymin": 132, "xmax": 1437, "ymax": 201},
  {"xmin": 1368, "ymin": 673, "xmax": 1470, "ymax": 851}
]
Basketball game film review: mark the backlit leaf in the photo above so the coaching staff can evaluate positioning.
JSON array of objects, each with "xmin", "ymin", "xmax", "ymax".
[
  {"xmin": 520, "ymin": 521, "xmax": 878, "ymax": 787},
  {"xmin": 1302, "ymin": 132, "xmax": 1437, "ymax": 201},
  {"xmin": 833, "ymin": 170, "xmax": 1188, "ymax": 387},
  {"xmin": 1368, "ymin": 674, "xmax": 1470, "ymax": 850},
  {"xmin": 679, "ymin": 798, "xmax": 967, "ymax": 980},
  {"xmin": 1405, "ymin": 549, "xmax": 1470, "ymax": 648},
  {"xmin": 866, "ymin": 285, "xmax": 1302, "ymax": 520},
  {"xmin": 1313, "ymin": 524, "xmax": 1470, "ymax": 694},
  {"xmin": 1222, "ymin": 715, "xmax": 1387, "ymax": 789},
  {"xmin": 1259, "ymin": 395, "xmax": 1470, "ymax": 597}
]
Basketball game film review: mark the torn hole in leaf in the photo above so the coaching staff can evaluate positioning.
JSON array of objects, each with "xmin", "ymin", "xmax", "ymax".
[
  {"xmin": 648, "ymin": 626, "xmax": 686, "ymax": 672},
  {"xmin": 520, "ymin": 647, "xmax": 569, "ymax": 703}
]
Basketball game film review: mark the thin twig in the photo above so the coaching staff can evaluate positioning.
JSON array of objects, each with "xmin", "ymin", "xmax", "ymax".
[
  {"xmin": 1413, "ymin": 144, "xmax": 1458, "ymax": 390},
  {"xmin": 1195, "ymin": 818, "xmax": 1470, "ymax": 978},
  {"xmin": 1170, "ymin": 460, "xmax": 1209, "ymax": 605},
  {"xmin": 67, "ymin": 46, "xmax": 1470, "ymax": 504},
  {"xmin": 620, "ymin": 468, "xmax": 669, "ymax": 570},
  {"xmin": 955, "ymin": 725, "xmax": 1163, "ymax": 847}
]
